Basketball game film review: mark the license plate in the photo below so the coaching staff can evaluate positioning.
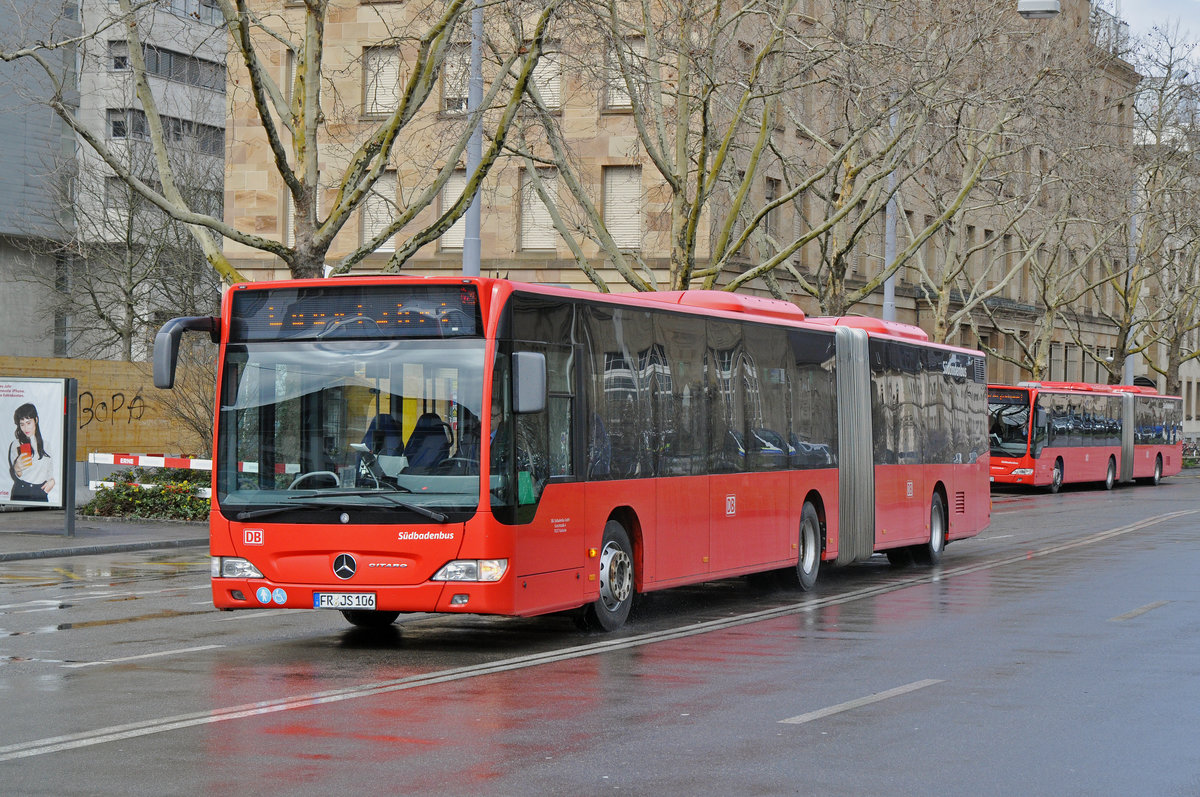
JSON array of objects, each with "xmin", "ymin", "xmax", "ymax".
[{"xmin": 313, "ymin": 592, "xmax": 376, "ymax": 610}]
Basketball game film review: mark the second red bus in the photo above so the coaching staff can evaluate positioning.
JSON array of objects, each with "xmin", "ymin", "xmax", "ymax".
[{"xmin": 988, "ymin": 381, "xmax": 1182, "ymax": 492}]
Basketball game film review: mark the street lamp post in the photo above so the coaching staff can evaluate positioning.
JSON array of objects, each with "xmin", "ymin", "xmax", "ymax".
[{"xmin": 462, "ymin": 0, "xmax": 484, "ymax": 277}]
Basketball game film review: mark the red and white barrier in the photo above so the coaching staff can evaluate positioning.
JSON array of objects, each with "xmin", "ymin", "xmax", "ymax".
[
  {"xmin": 88, "ymin": 453, "xmax": 212, "ymax": 470},
  {"xmin": 85, "ymin": 453, "xmax": 306, "ymax": 496},
  {"xmin": 87, "ymin": 453, "xmax": 212, "ymax": 497}
]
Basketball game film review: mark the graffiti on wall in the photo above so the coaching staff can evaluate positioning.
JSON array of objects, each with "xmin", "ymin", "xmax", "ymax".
[{"xmin": 78, "ymin": 391, "xmax": 147, "ymax": 429}]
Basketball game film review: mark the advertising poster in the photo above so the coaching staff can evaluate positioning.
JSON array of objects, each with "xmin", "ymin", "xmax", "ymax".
[{"xmin": 0, "ymin": 378, "xmax": 67, "ymax": 508}]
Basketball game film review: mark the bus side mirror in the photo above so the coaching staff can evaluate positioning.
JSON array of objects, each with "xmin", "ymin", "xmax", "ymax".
[
  {"xmin": 153, "ymin": 316, "xmax": 218, "ymax": 389},
  {"xmin": 512, "ymin": 351, "xmax": 546, "ymax": 414}
]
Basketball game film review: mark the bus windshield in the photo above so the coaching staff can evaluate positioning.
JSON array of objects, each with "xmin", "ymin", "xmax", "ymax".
[
  {"xmin": 215, "ymin": 338, "xmax": 486, "ymax": 522},
  {"xmin": 987, "ymin": 389, "xmax": 1031, "ymax": 457}
]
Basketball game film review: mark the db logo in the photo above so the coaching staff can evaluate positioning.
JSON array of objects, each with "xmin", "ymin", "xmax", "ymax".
[
  {"xmin": 725, "ymin": 495, "xmax": 736, "ymax": 516},
  {"xmin": 244, "ymin": 529, "xmax": 265, "ymax": 545}
]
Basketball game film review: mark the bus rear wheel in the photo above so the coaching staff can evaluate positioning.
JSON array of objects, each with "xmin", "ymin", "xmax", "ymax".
[
  {"xmin": 1104, "ymin": 457, "xmax": 1116, "ymax": 490},
  {"xmin": 341, "ymin": 610, "xmax": 400, "ymax": 628},
  {"xmin": 796, "ymin": 502, "xmax": 821, "ymax": 590},
  {"xmin": 1049, "ymin": 458, "xmax": 1064, "ymax": 493},
  {"xmin": 1152, "ymin": 454, "xmax": 1163, "ymax": 486},
  {"xmin": 912, "ymin": 493, "xmax": 946, "ymax": 566},
  {"xmin": 582, "ymin": 520, "xmax": 635, "ymax": 631}
]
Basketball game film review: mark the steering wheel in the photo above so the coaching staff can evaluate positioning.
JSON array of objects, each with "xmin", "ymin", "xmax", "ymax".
[{"xmin": 287, "ymin": 471, "xmax": 340, "ymax": 490}]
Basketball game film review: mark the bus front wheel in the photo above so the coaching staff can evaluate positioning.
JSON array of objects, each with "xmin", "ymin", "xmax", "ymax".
[
  {"xmin": 1105, "ymin": 457, "xmax": 1116, "ymax": 490},
  {"xmin": 912, "ymin": 493, "xmax": 946, "ymax": 566},
  {"xmin": 796, "ymin": 502, "xmax": 822, "ymax": 590},
  {"xmin": 582, "ymin": 521, "xmax": 635, "ymax": 631},
  {"xmin": 1152, "ymin": 455, "xmax": 1163, "ymax": 486},
  {"xmin": 1049, "ymin": 459, "xmax": 1064, "ymax": 493}
]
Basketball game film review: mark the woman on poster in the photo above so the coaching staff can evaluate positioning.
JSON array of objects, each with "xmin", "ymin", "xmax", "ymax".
[{"xmin": 8, "ymin": 403, "xmax": 55, "ymax": 502}]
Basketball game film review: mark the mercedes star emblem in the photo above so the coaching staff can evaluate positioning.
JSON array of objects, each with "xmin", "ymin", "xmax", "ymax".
[{"xmin": 333, "ymin": 553, "xmax": 356, "ymax": 580}]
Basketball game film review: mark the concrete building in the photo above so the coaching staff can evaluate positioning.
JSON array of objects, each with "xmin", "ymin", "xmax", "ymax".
[
  {"xmin": 0, "ymin": 3, "xmax": 80, "ymax": 357},
  {"xmin": 0, "ymin": 0, "xmax": 225, "ymax": 361},
  {"xmin": 222, "ymin": 1, "xmax": 1150, "ymax": 387}
]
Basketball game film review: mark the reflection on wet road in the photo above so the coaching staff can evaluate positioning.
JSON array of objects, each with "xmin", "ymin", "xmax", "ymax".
[{"xmin": 3, "ymin": 481, "xmax": 1200, "ymax": 794}]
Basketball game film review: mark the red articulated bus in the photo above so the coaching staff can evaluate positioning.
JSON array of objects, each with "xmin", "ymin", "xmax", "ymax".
[
  {"xmin": 988, "ymin": 381, "xmax": 1182, "ymax": 492},
  {"xmin": 154, "ymin": 277, "xmax": 990, "ymax": 631}
]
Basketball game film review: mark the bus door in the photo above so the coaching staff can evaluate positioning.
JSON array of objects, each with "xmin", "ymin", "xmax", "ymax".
[{"xmin": 505, "ymin": 342, "xmax": 585, "ymax": 582}]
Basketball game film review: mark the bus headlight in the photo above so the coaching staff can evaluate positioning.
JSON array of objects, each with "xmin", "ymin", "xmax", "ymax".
[
  {"xmin": 432, "ymin": 559, "xmax": 508, "ymax": 582},
  {"xmin": 212, "ymin": 557, "xmax": 264, "ymax": 579},
  {"xmin": 1012, "ymin": 468, "xmax": 1034, "ymax": 475}
]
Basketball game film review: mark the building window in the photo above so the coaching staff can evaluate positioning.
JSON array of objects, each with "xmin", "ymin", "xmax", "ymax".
[
  {"xmin": 108, "ymin": 41, "xmax": 225, "ymax": 92},
  {"xmin": 164, "ymin": 0, "xmax": 222, "ymax": 26},
  {"xmin": 531, "ymin": 48, "xmax": 562, "ymax": 110},
  {"xmin": 440, "ymin": 170, "xmax": 467, "ymax": 250},
  {"xmin": 603, "ymin": 165, "xmax": 641, "ymax": 249},
  {"xmin": 764, "ymin": 177, "xmax": 780, "ymax": 240},
  {"xmin": 109, "ymin": 41, "xmax": 129, "ymax": 70},
  {"xmin": 793, "ymin": 193, "xmax": 811, "ymax": 270},
  {"xmin": 107, "ymin": 108, "xmax": 148, "ymax": 140},
  {"xmin": 364, "ymin": 46, "xmax": 401, "ymax": 116},
  {"xmin": 605, "ymin": 38, "xmax": 644, "ymax": 110},
  {"xmin": 442, "ymin": 46, "xmax": 470, "ymax": 114},
  {"xmin": 361, "ymin": 173, "xmax": 397, "ymax": 252},
  {"xmin": 106, "ymin": 108, "xmax": 223, "ymax": 155},
  {"xmin": 520, "ymin": 168, "xmax": 558, "ymax": 251}
]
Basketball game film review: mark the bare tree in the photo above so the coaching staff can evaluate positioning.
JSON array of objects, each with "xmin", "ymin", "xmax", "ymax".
[
  {"xmin": 1, "ymin": 0, "xmax": 563, "ymax": 283},
  {"xmin": 19, "ymin": 143, "xmax": 221, "ymax": 360},
  {"xmin": 1130, "ymin": 25, "xmax": 1200, "ymax": 394},
  {"xmin": 510, "ymin": 0, "xmax": 1063, "ymax": 318}
]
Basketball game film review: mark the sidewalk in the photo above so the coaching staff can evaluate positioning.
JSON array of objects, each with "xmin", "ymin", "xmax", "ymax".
[{"xmin": 0, "ymin": 508, "xmax": 207, "ymax": 562}]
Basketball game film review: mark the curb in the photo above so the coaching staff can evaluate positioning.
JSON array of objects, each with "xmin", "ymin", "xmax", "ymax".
[{"xmin": 0, "ymin": 538, "xmax": 209, "ymax": 563}]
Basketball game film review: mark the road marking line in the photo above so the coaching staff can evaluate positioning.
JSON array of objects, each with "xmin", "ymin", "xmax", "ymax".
[
  {"xmin": 779, "ymin": 679, "xmax": 944, "ymax": 725},
  {"xmin": 1109, "ymin": 601, "xmax": 1170, "ymax": 622},
  {"xmin": 61, "ymin": 644, "xmax": 225, "ymax": 669},
  {"xmin": 52, "ymin": 568, "xmax": 83, "ymax": 581},
  {"xmin": 1, "ymin": 509, "xmax": 1194, "ymax": 762}
]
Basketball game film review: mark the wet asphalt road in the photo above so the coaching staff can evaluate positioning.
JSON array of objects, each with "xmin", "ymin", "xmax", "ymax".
[{"xmin": 2, "ymin": 477, "xmax": 1199, "ymax": 796}]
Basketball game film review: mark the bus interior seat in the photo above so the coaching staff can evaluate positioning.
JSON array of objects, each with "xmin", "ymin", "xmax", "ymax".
[
  {"xmin": 404, "ymin": 412, "xmax": 452, "ymax": 471},
  {"xmin": 363, "ymin": 413, "xmax": 404, "ymax": 457}
]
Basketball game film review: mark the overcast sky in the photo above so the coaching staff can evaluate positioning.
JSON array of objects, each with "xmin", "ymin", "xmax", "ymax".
[{"xmin": 1115, "ymin": 0, "xmax": 1200, "ymax": 37}]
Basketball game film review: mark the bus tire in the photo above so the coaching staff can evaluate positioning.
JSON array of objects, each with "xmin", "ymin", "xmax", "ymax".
[
  {"xmin": 1104, "ymin": 457, "xmax": 1116, "ymax": 490},
  {"xmin": 1049, "ymin": 458, "xmax": 1064, "ymax": 493},
  {"xmin": 913, "ymin": 493, "xmax": 946, "ymax": 566},
  {"xmin": 582, "ymin": 520, "xmax": 635, "ymax": 632},
  {"xmin": 341, "ymin": 610, "xmax": 400, "ymax": 628},
  {"xmin": 1152, "ymin": 455, "xmax": 1163, "ymax": 486},
  {"xmin": 796, "ymin": 502, "xmax": 822, "ymax": 591}
]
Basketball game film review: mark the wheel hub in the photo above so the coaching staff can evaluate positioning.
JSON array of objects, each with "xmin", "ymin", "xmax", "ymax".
[{"xmin": 598, "ymin": 541, "xmax": 633, "ymax": 610}]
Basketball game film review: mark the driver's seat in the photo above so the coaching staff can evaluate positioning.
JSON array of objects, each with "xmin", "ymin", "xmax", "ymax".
[{"xmin": 404, "ymin": 412, "xmax": 451, "ymax": 472}]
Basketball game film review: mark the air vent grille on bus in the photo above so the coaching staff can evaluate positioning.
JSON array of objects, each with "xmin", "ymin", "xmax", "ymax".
[
  {"xmin": 974, "ymin": 358, "xmax": 986, "ymax": 383},
  {"xmin": 954, "ymin": 491, "xmax": 966, "ymax": 515}
]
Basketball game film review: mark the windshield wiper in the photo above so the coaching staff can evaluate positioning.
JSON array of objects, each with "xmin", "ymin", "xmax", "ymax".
[
  {"xmin": 328, "ymin": 489, "xmax": 450, "ymax": 523},
  {"xmin": 234, "ymin": 490, "xmax": 449, "ymax": 523},
  {"xmin": 234, "ymin": 500, "xmax": 353, "ymax": 521}
]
